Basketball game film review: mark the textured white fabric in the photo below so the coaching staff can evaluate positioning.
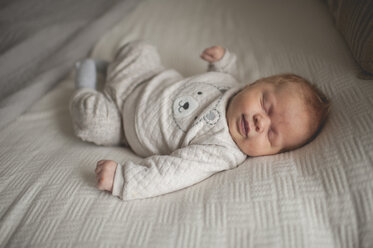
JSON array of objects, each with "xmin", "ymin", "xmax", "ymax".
[{"xmin": 1, "ymin": 0, "xmax": 373, "ymax": 247}]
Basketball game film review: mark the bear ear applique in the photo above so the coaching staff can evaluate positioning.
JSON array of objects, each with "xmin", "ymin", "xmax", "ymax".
[{"xmin": 219, "ymin": 88, "xmax": 227, "ymax": 94}]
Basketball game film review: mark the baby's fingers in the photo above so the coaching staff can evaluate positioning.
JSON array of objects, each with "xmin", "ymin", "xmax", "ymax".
[
  {"xmin": 97, "ymin": 174, "xmax": 112, "ymax": 192},
  {"xmin": 97, "ymin": 177, "xmax": 106, "ymax": 190},
  {"xmin": 95, "ymin": 165, "xmax": 102, "ymax": 175},
  {"xmin": 96, "ymin": 170, "xmax": 107, "ymax": 190},
  {"xmin": 200, "ymin": 52, "xmax": 214, "ymax": 62},
  {"xmin": 95, "ymin": 160, "xmax": 106, "ymax": 174},
  {"xmin": 97, "ymin": 160, "xmax": 106, "ymax": 166},
  {"xmin": 96, "ymin": 168, "xmax": 102, "ymax": 181}
]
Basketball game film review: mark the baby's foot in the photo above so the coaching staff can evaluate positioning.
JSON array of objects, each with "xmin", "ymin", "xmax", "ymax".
[{"xmin": 75, "ymin": 59, "xmax": 97, "ymax": 89}]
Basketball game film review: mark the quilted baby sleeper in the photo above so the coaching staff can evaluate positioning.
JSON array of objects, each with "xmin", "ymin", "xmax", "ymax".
[{"xmin": 71, "ymin": 41, "xmax": 247, "ymax": 200}]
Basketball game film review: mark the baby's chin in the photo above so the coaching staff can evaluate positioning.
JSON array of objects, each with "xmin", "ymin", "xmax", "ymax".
[
  {"xmin": 236, "ymin": 141, "xmax": 280, "ymax": 157},
  {"xmin": 231, "ymin": 138, "xmax": 255, "ymax": 157}
]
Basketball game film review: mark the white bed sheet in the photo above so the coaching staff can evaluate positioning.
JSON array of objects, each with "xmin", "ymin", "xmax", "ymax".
[{"xmin": 1, "ymin": 0, "xmax": 373, "ymax": 247}]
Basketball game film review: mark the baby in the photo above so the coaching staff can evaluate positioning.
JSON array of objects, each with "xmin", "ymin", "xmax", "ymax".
[{"xmin": 70, "ymin": 40, "xmax": 329, "ymax": 201}]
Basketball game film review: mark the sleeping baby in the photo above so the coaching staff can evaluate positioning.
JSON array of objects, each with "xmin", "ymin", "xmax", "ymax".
[{"xmin": 69, "ymin": 40, "xmax": 330, "ymax": 201}]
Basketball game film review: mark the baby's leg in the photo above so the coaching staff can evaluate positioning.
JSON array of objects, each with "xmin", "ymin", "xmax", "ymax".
[
  {"xmin": 69, "ymin": 89, "xmax": 125, "ymax": 146},
  {"xmin": 104, "ymin": 40, "xmax": 165, "ymax": 108},
  {"xmin": 70, "ymin": 40, "xmax": 162, "ymax": 146}
]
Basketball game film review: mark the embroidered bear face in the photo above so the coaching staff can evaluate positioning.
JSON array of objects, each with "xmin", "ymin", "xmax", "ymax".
[{"xmin": 172, "ymin": 82, "xmax": 227, "ymax": 132}]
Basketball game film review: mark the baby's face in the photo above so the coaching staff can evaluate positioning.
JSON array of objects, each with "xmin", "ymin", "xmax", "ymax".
[{"xmin": 226, "ymin": 81, "xmax": 313, "ymax": 156}]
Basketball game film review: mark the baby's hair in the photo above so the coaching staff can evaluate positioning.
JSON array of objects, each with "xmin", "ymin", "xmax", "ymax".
[{"xmin": 252, "ymin": 73, "xmax": 330, "ymax": 150}]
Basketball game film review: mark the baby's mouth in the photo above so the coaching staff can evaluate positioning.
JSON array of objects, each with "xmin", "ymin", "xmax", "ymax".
[{"xmin": 240, "ymin": 114, "xmax": 250, "ymax": 137}]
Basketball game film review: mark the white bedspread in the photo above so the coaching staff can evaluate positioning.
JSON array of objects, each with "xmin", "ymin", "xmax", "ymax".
[{"xmin": 1, "ymin": 0, "xmax": 373, "ymax": 247}]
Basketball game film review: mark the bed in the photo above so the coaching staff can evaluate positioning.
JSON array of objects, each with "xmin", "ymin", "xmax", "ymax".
[{"xmin": 1, "ymin": 0, "xmax": 372, "ymax": 247}]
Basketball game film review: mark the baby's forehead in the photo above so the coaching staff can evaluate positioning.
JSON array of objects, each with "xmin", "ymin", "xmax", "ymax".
[
  {"xmin": 251, "ymin": 80, "xmax": 305, "ymax": 96},
  {"xmin": 247, "ymin": 79, "xmax": 311, "ymax": 110},
  {"xmin": 273, "ymin": 97, "xmax": 313, "ymax": 150},
  {"xmin": 265, "ymin": 83, "xmax": 312, "ymax": 128}
]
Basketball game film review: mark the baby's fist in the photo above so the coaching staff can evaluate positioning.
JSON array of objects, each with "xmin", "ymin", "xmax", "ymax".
[
  {"xmin": 95, "ymin": 160, "xmax": 117, "ymax": 192},
  {"xmin": 200, "ymin": 46, "xmax": 225, "ymax": 63}
]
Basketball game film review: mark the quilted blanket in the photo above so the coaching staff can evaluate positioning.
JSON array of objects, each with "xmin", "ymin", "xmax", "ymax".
[{"xmin": 0, "ymin": 0, "xmax": 372, "ymax": 247}]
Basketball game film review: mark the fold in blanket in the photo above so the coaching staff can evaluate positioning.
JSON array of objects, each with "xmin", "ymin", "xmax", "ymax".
[{"xmin": 0, "ymin": 0, "xmax": 140, "ymax": 130}]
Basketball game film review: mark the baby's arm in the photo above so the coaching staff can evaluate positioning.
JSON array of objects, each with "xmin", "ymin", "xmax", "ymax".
[
  {"xmin": 201, "ymin": 46, "xmax": 238, "ymax": 77},
  {"xmin": 99, "ymin": 144, "xmax": 243, "ymax": 201}
]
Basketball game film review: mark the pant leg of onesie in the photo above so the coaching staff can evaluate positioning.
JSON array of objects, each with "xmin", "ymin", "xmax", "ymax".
[
  {"xmin": 69, "ymin": 88, "xmax": 126, "ymax": 146},
  {"xmin": 70, "ymin": 40, "xmax": 163, "ymax": 146},
  {"xmin": 104, "ymin": 40, "xmax": 165, "ymax": 109}
]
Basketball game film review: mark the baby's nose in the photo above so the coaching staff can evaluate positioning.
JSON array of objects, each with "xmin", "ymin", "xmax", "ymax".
[{"xmin": 253, "ymin": 114, "xmax": 268, "ymax": 133}]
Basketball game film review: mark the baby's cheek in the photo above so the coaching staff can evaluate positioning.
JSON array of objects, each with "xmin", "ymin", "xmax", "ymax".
[
  {"xmin": 237, "ymin": 139, "xmax": 256, "ymax": 157},
  {"xmin": 245, "ymin": 138, "xmax": 268, "ymax": 157}
]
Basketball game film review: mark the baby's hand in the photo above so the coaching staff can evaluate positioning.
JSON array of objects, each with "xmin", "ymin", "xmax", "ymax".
[
  {"xmin": 200, "ymin": 46, "xmax": 225, "ymax": 63},
  {"xmin": 95, "ymin": 160, "xmax": 118, "ymax": 192}
]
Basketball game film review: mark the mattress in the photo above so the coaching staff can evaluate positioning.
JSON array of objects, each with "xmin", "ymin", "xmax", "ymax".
[{"xmin": 1, "ymin": 0, "xmax": 373, "ymax": 247}]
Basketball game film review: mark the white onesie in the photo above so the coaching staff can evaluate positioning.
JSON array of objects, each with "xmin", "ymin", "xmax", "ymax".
[{"xmin": 70, "ymin": 41, "xmax": 247, "ymax": 201}]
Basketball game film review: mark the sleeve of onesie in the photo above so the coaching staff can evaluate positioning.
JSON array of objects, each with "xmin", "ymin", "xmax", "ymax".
[
  {"xmin": 112, "ymin": 144, "xmax": 244, "ymax": 201},
  {"xmin": 207, "ymin": 49, "xmax": 238, "ymax": 77}
]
